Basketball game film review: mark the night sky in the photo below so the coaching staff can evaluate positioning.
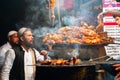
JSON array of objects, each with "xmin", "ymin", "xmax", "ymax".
[{"xmin": 0, "ymin": 0, "xmax": 26, "ymax": 46}]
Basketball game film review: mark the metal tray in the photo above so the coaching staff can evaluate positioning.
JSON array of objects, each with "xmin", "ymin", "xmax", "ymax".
[{"xmin": 52, "ymin": 43, "xmax": 111, "ymax": 48}]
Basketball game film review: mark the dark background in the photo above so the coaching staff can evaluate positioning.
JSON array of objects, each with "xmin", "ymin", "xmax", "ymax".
[{"xmin": 0, "ymin": 0, "xmax": 26, "ymax": 46}]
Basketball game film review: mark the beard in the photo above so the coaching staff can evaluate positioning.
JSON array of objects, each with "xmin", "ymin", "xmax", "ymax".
[
  {"xmin": 22, "ymin": 40, "xmax": 34, "ymax": 48},
  {"xmin": 9, "ymin": 41, "xmax": 19, "ymax": 48}
]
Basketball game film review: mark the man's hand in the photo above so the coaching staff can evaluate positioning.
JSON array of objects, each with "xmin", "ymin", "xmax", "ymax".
[
  {"xmin": 113, "ymin": 64, "xmax": 120, "ymax": 71},
  {"xmin": 40, "ymin": 50, "xmax": 48, "ymax": 56},
  {"xmin": 97, "ymin": 12, "xmax": 104, "ymax": 20},
  {"xmin": 113, "ymin": 64, "xmax": 120, "ymax": 79}
]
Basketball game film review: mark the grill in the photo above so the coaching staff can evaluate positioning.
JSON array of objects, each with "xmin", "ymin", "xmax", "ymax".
[
  {"xmin": 34, "ymin": 60, "xmax": 118, "ymax": 80},
  {"xmin": 35, "ymin": 65, "xmax": 96, "ymax": 80},
  {"xmin": 33, "ymin": 27, "xmax": 115, "ymax": 80}
]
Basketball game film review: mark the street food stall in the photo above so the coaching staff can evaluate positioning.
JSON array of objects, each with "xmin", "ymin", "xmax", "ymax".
[
  {"xmin": 34, "ymin": 25, "xmax": 114, "ymax": 80},
  {"xmin": 25, "ymin": 0, "xmax": 120, "ymax": 80}
]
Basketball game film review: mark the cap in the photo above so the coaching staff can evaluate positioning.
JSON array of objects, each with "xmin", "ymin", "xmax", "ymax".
[
  {"xmin": 18, "ymin": 27, "xmax": 31, "ymax": 37},
  {"xmin": 8, "ymin": 30, "xmax": 17, "ymax": 37}
]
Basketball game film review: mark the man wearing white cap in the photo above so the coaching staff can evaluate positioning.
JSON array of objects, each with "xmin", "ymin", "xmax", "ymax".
[
  {"xmin": 0, "ymin": 30, "xmax": 19, "ymax": 71},
  {"xmin": 1, "ymin": 27, "xmax": 49, "ymax": 80}
]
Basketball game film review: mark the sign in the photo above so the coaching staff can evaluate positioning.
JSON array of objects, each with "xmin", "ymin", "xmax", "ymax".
[{"xmin": 103, "ymin": 0, "xmax": 120, "ymax": 60}]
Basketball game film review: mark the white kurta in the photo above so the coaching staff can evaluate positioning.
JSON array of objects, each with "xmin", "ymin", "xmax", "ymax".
[
  {"xmin": 24, "ymin": 48, "xmax": 35, "ymax": 80},
  {"xmin": 1, "ymin": 47, "xmax": 44, "ymax": 80},
  {"xmin": 0, "ymin": 42, "xmax": 12, "ymax": 68}
]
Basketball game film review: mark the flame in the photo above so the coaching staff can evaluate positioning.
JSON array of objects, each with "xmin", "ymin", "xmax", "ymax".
[
  {"xmin": 48, "ymin": 0, "xmax": 56, "ymax": 26},
  {"xmin": 50, "ymin": 0, "xmax": 55, "ymax": 8}
]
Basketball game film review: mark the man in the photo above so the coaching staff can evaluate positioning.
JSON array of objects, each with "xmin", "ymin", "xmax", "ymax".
[
  {"xmin": 1, "ymin": 27, "xmax": 47, "ymax": 80},
  {"xmin": 97, "ymin": 10, "xmax": 120, "ymax": 26},
  {"xmin": 97, "ymin": 10, "xmax": 120, "ymax": 80},
  {"xmin": 0, "ymin": 30, "xmax": 19, "ymax": 70}
]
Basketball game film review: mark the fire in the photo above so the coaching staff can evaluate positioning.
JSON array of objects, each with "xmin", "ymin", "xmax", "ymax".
[
  {"xmin": 40, "ymin": 58, "xmax": 82, "ymax": 65},
  {"xmin": 50, "ymin": 0, "xmax": 55, "ymax": 8},
  {"xmin": 46, "ymin": 0, "xmax": 56, "ymax": 26}
]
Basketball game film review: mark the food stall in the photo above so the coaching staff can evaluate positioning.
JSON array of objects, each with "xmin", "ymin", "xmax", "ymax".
[
  {"xmin": 26, "ymin": 0, "xmax": 120, "ymax": 80},
  {"xmin": 35, "ymin": 25, "xmax": 114, "ymax": 80}
]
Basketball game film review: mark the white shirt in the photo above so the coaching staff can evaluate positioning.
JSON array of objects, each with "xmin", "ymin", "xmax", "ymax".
[
  {"xmin": 1, "ymin": 47, "xmax": 44, "ymax": 80},
  {"xmin": 0, "ymin": 42, "xmax": 12, "ymax": 69}
]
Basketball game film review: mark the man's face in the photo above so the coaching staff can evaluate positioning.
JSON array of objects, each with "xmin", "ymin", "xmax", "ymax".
[
  {"xmin": 9, "ymin": 33, "xmax": 19, "ymax": 44},
  {"xmin": 115, "ymin": 17, "xmax": 120, "ymax": 26},
  {"xmin": 22, "ymin": 30, "xmax": 34, "ymax": 47}
]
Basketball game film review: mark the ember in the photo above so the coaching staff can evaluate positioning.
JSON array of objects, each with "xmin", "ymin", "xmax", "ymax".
[{"xmin": 40, "ymin": 58, "xmax": 81, "ymax": 65}]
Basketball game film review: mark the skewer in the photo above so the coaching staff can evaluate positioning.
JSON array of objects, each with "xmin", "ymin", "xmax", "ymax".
[
  {"xmin": 89, "ymin": 55, "xmax": 108, "ymax": 61},
  {"xmin": 105, "ymin": 57, "xmax": 113, "ymax": 61}
]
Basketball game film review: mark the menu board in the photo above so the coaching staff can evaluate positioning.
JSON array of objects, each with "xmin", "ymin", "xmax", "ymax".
[{"xmin": 103, "ymin": 0, "xmax": 120, "ymax": 60}]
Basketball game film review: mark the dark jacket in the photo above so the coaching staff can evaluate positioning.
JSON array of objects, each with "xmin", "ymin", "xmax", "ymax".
[{"xmin": 9, "ymin": 45, "xmax": 25, "ymax": 80}]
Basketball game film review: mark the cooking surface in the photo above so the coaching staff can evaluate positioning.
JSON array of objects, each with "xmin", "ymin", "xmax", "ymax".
[{"xmin": 28, "ymin": 60, "xmax": 120, "ymax": 67}]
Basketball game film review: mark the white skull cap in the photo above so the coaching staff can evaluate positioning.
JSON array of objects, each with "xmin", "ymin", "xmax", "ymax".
[
  {"xmin": 8, "ymin": 30, "xmax": 17, "ymax": 37},
  {"xmin": 18, "ymin": 27, "xmax": 31, "ymax": 37}
]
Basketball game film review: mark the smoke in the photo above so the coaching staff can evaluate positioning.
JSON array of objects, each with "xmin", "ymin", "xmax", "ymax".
[
  {"xmin": 23, "ymin": 0, "xmax": 102, "ymax": 59},
  {"xmin": 24, "ymin": 0, "xmax": 102, "ymax": 36}
]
